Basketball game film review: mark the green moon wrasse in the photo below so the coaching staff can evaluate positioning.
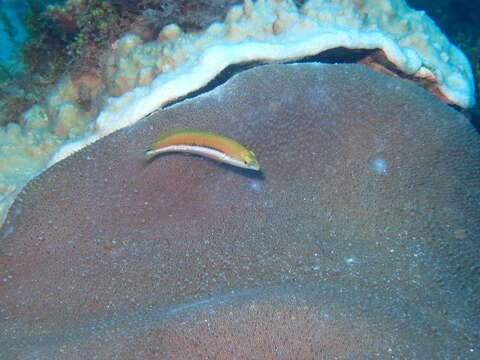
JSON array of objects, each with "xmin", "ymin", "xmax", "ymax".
[{"xmin": 145, "ymin": 128, "xmax": 260, "ymax": 171}]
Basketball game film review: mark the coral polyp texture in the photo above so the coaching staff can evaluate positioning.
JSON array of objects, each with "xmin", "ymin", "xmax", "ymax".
[
  {"xmin": 0, "ymin": 0, "xmax": 475, "ymax": 224},
  {"xmin": 0, "ymin": 63, "xmax": 478, "ymax": 358}
]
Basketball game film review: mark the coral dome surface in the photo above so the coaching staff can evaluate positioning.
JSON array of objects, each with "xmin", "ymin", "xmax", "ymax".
[{"xmin": 0, "ymin": 63, "xmax": 478, "ymax": 359}]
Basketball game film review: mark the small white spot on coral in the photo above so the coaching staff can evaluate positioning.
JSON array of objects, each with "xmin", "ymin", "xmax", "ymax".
[
  {"xmin": 345, "ymin": 256, "xmax": 361, "ymax": 266},
  {"xmin": 372, "ymin": 157, "xmax": 388, "ymax": 174},
  {"xmin": 249, "ymin": 181, "xmax": 262, "ymax": 192}
]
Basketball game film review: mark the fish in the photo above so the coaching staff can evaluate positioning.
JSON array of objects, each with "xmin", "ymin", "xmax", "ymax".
[{"xmin": 145, "ymin": 128, "xmax": 260, "ymax": 170}]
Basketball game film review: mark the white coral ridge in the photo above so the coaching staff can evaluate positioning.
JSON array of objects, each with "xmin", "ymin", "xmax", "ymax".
[{"xmin": 49, "ymin": 0, "xmax": 474, "ymax": 165}]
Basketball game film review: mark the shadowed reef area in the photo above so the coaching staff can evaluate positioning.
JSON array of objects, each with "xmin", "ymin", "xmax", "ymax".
[{"xmin": 0, "ymin": 63, "xmax": 479, "ymax": 359}]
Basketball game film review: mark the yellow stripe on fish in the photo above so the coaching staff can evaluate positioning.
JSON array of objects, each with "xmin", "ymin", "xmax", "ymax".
[{"xmin": 145, "ymin": 128, "xmax": 260, "ymax": 171}]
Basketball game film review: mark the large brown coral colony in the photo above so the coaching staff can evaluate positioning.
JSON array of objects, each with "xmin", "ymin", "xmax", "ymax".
[{"xmin": 1, "ymin": 63, "xmax": 478, "ymax": 358}]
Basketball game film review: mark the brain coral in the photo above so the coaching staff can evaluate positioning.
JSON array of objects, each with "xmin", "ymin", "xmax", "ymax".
[{"xmin": 0, "ymin": 63, "xmax": 478, "ymax": 358}]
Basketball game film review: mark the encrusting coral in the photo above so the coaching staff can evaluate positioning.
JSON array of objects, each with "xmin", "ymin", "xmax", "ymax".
[
  {"xmin": 407, "ymin": 0, "xmax": 480, "ymax": 125},
  {"xmin": 21, "ymin": 0, "xmax": 242, "ymax": 83}
]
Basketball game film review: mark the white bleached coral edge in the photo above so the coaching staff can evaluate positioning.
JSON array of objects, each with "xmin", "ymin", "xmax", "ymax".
[{"xmin": 48, "ymin": 0, "xmax": 474, "ymax": 165}]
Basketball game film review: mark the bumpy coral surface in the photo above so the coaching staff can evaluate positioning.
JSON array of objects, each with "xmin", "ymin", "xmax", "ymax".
[{"xmin": 1, "ymin": 63, "xmax": 478, "ymax": 358}]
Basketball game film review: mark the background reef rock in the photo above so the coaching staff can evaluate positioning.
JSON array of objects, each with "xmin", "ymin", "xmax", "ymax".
[{"xmin": 1, "ymin": 63, "xmax": 479, "ymax": 359}]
